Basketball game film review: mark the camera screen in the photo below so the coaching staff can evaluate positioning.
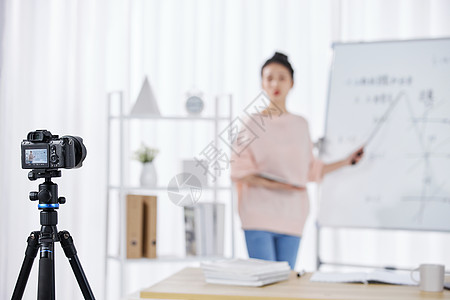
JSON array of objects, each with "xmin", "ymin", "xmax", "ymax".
[{"xmin": 24, "ymin": 149, "xmax": 47, "ymax": 165}]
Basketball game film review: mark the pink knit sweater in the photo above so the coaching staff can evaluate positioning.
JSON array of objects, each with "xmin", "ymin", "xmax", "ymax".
[{"xmin": 230, "ymin": 113, "xmax": 323, "ymax": 236}]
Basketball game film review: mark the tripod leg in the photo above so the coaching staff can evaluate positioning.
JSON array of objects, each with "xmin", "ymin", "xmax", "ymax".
[
  {"xmin": 11, "ymin": 231, "xmax": 40, "ymax": 300},
  {"xmin": 38, "ymin": 230, "xmax": 56, "ymax": 300},
  {"xmin": 59, "ymin": 231, "xmax": 96, "ymax": 300}
]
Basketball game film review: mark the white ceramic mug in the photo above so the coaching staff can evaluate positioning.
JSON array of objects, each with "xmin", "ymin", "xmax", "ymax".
[{"xmin": 410, "ymin": 264, "xmax": 445, "ymax": 292}]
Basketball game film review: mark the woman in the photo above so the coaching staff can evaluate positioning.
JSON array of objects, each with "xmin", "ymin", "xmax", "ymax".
[{"xmin": 231, "ymin": 52, "xmax": 363, "ymax": 269}]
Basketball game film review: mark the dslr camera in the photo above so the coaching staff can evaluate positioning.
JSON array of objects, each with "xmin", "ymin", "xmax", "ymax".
[{"xmin": 21, "ymin": 129, "xmax": 87, "ymax": 170}]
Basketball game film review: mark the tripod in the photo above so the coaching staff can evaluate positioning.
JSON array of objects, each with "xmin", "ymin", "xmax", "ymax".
[{"xmin": 12, "ymin": 170, "xmax": 95, "ymax": 300}]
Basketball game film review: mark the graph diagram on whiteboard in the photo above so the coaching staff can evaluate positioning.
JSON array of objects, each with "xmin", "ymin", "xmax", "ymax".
[{"xmin": 319, "ymin": 39, "xmax": 450, "ymax": 231}]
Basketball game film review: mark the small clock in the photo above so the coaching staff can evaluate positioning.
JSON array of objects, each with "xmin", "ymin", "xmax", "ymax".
[{"xmin": 185, "ymin": 94, "xmax": 204, "ymax": 115}]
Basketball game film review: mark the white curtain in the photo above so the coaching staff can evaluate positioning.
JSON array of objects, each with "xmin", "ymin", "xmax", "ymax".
[
  {"xmin": 0, "ymin": 0, "xmax": 108, "ymax": 299},
  {"xmin": 1, "ymin": 0, "xmax": 450, "ymax": 299}
]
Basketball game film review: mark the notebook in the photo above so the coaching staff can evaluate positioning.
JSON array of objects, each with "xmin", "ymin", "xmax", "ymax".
[
  {"xmin": 258, "ymin": 172, "xmax": 304, "ymax": 188},
  {"xmin": 310, "ymin": 271, "xmax": 417, "ymax": 286}
]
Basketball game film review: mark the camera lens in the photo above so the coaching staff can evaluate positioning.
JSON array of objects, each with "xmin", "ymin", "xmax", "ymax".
[
  {"xmin": 62, "ymin": 135, "xmax": 87, "ymax": 168},
  {"xmin": 72, "ymin": 136, "xmax": 87, "ymax": 167}
]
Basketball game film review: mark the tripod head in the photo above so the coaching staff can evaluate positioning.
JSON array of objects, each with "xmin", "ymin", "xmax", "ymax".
[
  {"xmin": 28, "ymin": 169, "xmax": 61, "ymax": 181},
  {"xmin": 28, "ymin": 169, "xmax": 66, "ymax": 211}
]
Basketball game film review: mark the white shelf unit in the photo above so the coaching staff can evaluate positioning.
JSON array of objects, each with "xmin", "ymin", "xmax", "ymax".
[{"xmin": 105, "ymin": 92, "xmax": 235, "ymax": 298}]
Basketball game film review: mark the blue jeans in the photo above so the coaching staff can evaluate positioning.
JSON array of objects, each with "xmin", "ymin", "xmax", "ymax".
[{"xmin": 244, "ymin": 230, "xmax": 301, "ymax": 270}]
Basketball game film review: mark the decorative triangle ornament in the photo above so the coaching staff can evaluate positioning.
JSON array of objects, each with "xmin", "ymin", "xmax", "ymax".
[{"xmin": 130, "ymin": 76, "xmax": 161, "ymax": 116}]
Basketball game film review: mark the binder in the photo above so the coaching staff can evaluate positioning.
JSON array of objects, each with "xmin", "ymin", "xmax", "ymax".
[
  {"xmin": 143, "ymin": 196, "xmax": 157, "ymax": 258},
  {"xmin": 126, "ymin": 195, "xmax": 144, "ymax": 258}
]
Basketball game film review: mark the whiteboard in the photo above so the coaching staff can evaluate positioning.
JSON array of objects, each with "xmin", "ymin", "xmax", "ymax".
[{"xmin": 319, "ymin": 38, "xmax": 450, "ymax": 231}]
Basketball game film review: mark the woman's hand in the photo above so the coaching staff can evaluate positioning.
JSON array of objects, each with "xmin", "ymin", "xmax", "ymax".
[
  {"xmin": 346, "ymin": 146, "xmax": 365, "ymax": 166},
  {"xmin": 323, "ymin": 145, "xmax": 365, "ymax": 176},
  {"xmin": 239, "ymin": 174, "xmax": 305, "ymax": 191}
]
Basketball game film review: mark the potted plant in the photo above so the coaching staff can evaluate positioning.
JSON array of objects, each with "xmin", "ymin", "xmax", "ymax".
[{"xmin": 134, "ymin": 143, "xmax": 159, "ymax": 187}]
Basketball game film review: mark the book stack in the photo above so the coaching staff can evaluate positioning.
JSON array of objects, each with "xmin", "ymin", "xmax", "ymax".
[{"xmin": 201, "ymin": 259, "xmax": 291, "ymax": 287}]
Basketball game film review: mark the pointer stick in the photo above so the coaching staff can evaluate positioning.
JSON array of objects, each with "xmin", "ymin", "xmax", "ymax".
[
  {"xmin": 364, "ymin": 91, "xmax": 405, "ymax": 146},
  {"xmin": 351, "ymin": 91, "xmax": 405, "ymax": 165}
]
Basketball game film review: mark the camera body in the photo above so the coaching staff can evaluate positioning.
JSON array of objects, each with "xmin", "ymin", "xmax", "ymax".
[{"xmin": 21, "ymin": 130, "xmax": 86, "ymax": 170}]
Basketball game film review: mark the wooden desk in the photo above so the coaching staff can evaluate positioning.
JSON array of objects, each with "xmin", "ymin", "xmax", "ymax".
[{"xmin": 135, "ymin": 267, "xmax": 450, "ymax": 300}]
